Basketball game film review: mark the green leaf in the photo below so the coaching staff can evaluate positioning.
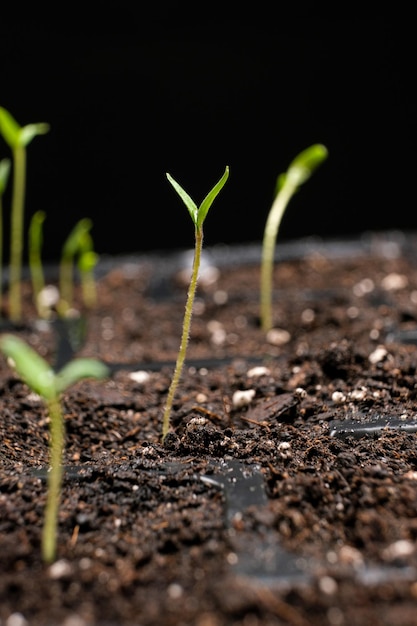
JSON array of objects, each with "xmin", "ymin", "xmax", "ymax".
[
  {"xmin": 0, "ymin": 334, "xmax": 56, "ymax": 399},
  {"xmin": 286, "ymin": 144, "xmax": 328, "ymax": 188},
  {"xmin": 19, "ymin": 123, "xmax": 50, "ymax": 147},
  {"xmin": 166, "ymin": 173, "xmax": 198, "ymax": 225},
  {"xmin": 55, "ymin": 358, "xmax": 109, "ymax": 395},
  {"xmin": 166, "ymin": 167, "xmax": 230, "ymax": 228},
  {"xmin": 0, "ymin": 107, "xmax": 21, "ymax": 149},
  {"xmin": 0, "ymin": 158, "xmax": 11, "ymax": 194},
  {"xmin": 197, "ymin": 166, "xmax": 229, "ymax": 227},
  {"xmin": 0, "ymin": 107, "xmax": 49, "ymax": 149}
]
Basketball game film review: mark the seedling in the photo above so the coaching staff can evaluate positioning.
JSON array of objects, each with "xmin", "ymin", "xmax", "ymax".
[
  {"xmin": 28, "ymin": 210, "xmax": 48, "ymax": 318},
  {"xmin": 0, "ymin": 333, "xmax": 109, "ymax": 563},
  {"xmin": 28, "ymin": 213, "xmax": 98, "ymax": 318},
  {"xmin": 0, "ymin": 107, "xmax": 49, "ymax": 322},
  {"xmin": 260, "ymin": 144, "xmax": 328, "ymax": 332},
  {"xmin": 77, "ymin": 230, "xmax": 99, "ymax": 310},
  {"xmin": 0, "ymin": 158, "xmax": 11, "ymax": 315},
  {"xmin": 162, "ymin": 167, "xmax": 229, "ymax": 441},
  {"xmin": 58, "ymin": 218, "xmax": 97, "ymax": 316}
]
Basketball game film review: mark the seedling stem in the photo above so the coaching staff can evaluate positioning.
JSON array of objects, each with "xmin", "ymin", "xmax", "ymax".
[
  {"xmin": 29, "ymin": 210, "xmax": 47, "ymax": 318},
  {"xmin": 58, "ymin": 218, "xmax": 94, "ymax": 315},
  {"xmin": 260, "ymin": 144, "xmax": 328, "ymax": 332},
  {"xmin": 0, "ymin": 158, "xmax": 11, "ymax": 315},
  {"xmin": 162, "ymin": 167, "xmax": 229, "ymax": 440}
]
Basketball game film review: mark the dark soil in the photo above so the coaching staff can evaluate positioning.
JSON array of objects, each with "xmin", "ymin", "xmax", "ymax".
[{"xmin": 2, "ymin": 232, "xmax": 417, "ymax": 625}]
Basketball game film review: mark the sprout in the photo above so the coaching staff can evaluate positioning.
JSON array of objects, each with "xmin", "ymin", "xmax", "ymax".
[
  {"xmin": 0, "ymin": 107, "xmax": 50, "ymax": 322},
  {"xmin": 0, "ymin": 333, "xmax": 109, "ymax": 563},
  {"xmin": 162, "ymin": 166, "xmax": 229, "ymax": 441},
  {"xmin": 58, "ymin": 218, "xmax": 97, "ymax": 316},
  {"xmin": 28, "ymin": 210, "xmax": 48, "ymax": 318},
  {"xmin": 0, "ymin": 158, "xmax": 11, "ymax": 316},
  {"xmin": 260, "ymin": 144, "xmax": 328, "ymax": 332},
  {"xmin": 28, "ymin": 213, "xmax": 98, "ymax": 318},
  {"xmin": 77, "ymin": 231, "xmax": 99, "ymax": 310}
]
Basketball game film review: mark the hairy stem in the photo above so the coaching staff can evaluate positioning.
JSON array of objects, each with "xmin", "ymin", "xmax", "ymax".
[{"xmin": 162, "ymin": 226, "xmax": 203, "ymax": 440}]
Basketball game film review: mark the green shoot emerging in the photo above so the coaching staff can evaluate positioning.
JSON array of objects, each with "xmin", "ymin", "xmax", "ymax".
[
  {"xmin": 29, "ymin": 210, "xmax": 47, "ymax": 318},
  {"xmin": 77, "ymin": 230, "xmax": 99, "ymax": 310},
  {"xmin": 58, "ymin": 218, "xmax": 96, "ymax": 316},
  {"xmin": 0, "ymin": 158, "xmax": 11, "ymax": 316},
  {"xmin": 0, "ymin": 107, "xmax": 50, "ymax": 323},
  {"xmin": 260, "ymin": 144, "xmax": 328, "ymax": 332},
  {"xmin": 0, "ymin": 333, "xmax": 109, "ymax": 563},
  {"xmin": 162, "ymin": 167, "xmax": 229, "ymax": 441}
]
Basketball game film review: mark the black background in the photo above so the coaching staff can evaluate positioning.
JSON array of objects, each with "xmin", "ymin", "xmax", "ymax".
[{"xmin": 1, "ymin": 15, "xmax": 415, "ymax": 261}]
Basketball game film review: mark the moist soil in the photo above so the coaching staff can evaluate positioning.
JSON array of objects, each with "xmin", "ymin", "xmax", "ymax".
[{"xmin": 2, "ymin": 232, "xmax": 417, "ymax": 626}]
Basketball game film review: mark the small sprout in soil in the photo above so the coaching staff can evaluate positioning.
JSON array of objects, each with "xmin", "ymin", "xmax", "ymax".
[
  {"xmin": 58, "ymin": 218, "xmax": 97, "ymax": 316},
  {"xmin": 0, "ymin": 157, "xmax": 11, "ymax": 316},
  {"xmin": 260, "ymin": 144, "xmax": 328, "ymax": 332},
  {"xmin": 162, "ymin": 166, "xmax": 229, "ymax": 441},
  {"xmin": 0, "ymin": 107, "xmax": 50, "ymax": 323},
  {"xmin": 29, "ymin": 213, "xmax": 98, "ymax": 318},
  {"xmin": 29, "ymin": 210, "xmax": 48, "ymax": 318},
  {"xmin": 77, "ymin": 230, "xmax": 99, "ymax": 311},
  {"xmin": 0, "ymin": 333, "xmax": 109, "ymax": 563}
]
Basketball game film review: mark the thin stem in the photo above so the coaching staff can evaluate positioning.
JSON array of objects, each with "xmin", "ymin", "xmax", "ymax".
[
  {"xmin": 81, "ymin": 269, "xmax": 97, "ymax": 309},
  {"xmin": 79, "ymin": 250, "xmax": 98, "ymax": 310},
  {"xmin": 29, "ymin": 212, "xmax": 46, "ymax": 318},
  {"xmin": 0, "ymin": 195, "xmax": 3, "ymax": 316},
  {"xmin": 58, "ymin": 255, "xmax": 73, "ymax": 315},
  {"xmin": 260, "ymin": 182, "xmax": 295, "ymax": 332},
  {"xmin": 9, "ymin": 146, "xmax": 26, "ymax": 323},
  {"xmin": 42, "ymin": 396, "xmax": 64, "ymax": 564},
  {"xmin": 162, "ymin": 226, "xmax": 203, "ymax": 440}
]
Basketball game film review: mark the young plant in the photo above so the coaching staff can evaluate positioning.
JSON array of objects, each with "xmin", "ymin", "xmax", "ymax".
[
  {"xmin": 260, "ymin": 144, "xmax": 328, "ymax": 332},
  {"xmin": 77, "ymin": 230, "xmax": 99, "ymax": 310},
  {"xmin": 0, "ymin": 107, "xmax": 50, "ymax": 323},
  {"xmin": 0, "ymin": 333, "xmax": 109, "ymax": 563},
  {"xmin": 28, "ymin": 210, "xmax": 48, "ymax": 318},
  {"xmin": 162, "ymin": 166, "xmax": 229, "ymax": 441},
  {"xmin": 0, "ymin": 158, "xmax": 11, "ymax": 316},
  {"xmin": 58, "ymin": 218, "xmax": 96, "ymax": 316}
]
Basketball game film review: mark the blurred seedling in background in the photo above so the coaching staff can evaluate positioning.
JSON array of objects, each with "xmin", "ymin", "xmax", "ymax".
[
  {"xmin": 260, "ymin": 144, "xmax": 328, "ymax": 332},
  {"xmin": 28, "ymin": 214, "xmax": 99, "ymax": 319},
  {"xmin": 57, "ymin": 218, "xmax": 98, "ymax": 317},
  {"xmin": 0, "ymin": 106, "xmax": 49, "ymax": 323},
  {"xmin": 76, "ymin": 226, "xmax": 99, "ymax": 311},
  {"xmin": 0, "ymin": 158, "xmax": 11, "ymax": 316},
  {"xmin": 162, "ymin": 166, "xmax": 229, "ymax": 441},
  {"xmin": 0, "ymin": 333, "xmax": 109, "ymax": 563},
  {"xmin": 29, "ymin": 210, "xmax": 49, "ymax": 318}
]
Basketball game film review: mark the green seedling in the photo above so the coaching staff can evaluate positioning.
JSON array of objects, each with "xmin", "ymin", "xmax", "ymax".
[
  {"xmin": 260, "ymin": 144, "xmax": 328, "ymax": 332},
  {"xmin": 0, "ymin": 107, "xmax": 49, "ymax": 323},
  {"xmin": 162, "ymin": 166, "xmax": 229, "ymax": 441},
  {"xmin": 58, "ymin": 218, "xmax": 96, "ymax": 316},
  {"xmin": 0, "ymin": 158, "xmax": 11, "ymax": 315},
  {"xmin": 0, "ymin": 333, "xmax": 109, "ymax": 563},
  {"xmin": 77, "ymin": 230, "xmax": 99, "ymax": 310},
  {"xmin": 28, "ymin": 210, "xmax": 48, "ymax": 318},
  {"xmin": 29, "ymin": 213, "xmax": 98, "ymax": 318}
]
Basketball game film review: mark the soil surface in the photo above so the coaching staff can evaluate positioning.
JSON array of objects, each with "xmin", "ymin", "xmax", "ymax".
[{"xmin": 2, "ymin": 231, "xmax": 417, "ymax": 625}]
